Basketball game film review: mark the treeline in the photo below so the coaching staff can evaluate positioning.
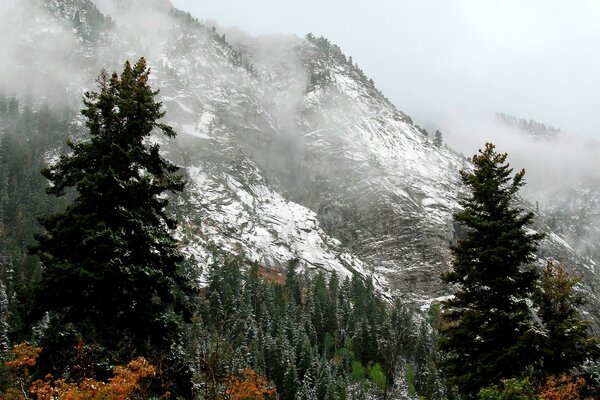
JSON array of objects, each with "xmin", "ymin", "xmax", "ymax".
[
  {"xmin": 193, "ymin": 256, "xmax": 449, "ymax": 399},
  {"xmin": 0, "ymin": 60, "xmax": 448, "ymax": 400},
  {"xmin": 304, "ymin": 34, "xmax": 377, "ymax": 93},
  {"xmin": 0, "ymin": 95, "xmax": 73, "ymax": 299},
  {"xmin": 1, "ymin": 59, "xmax": 598, "ymax": 400},
  {"xmin": 441, "ymin": 143, "xmax": 600, "ymax": 399},
  {"xmin": 495, "ymin": 113, "xmax": 561, "ymax": 138}
]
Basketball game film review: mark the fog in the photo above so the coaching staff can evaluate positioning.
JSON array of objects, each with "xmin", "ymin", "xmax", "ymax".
[
  {"xmin": 95, "ymin": 0, "xmax": 177, "ymax": 56},
  {"xmin": 0, "ymin": 0, "xmax": 185, "ymax": 104},
  {"xmin": 3, "ymin": 0, "xmax": 599, "ymax": 211},
  {"xmin": 172, "ymin": 0, "xmax": 600, "ymax": 141},
  {"xmin": 0, "ymin": 0, "xmax": 86, "ymax": 104},
  {"xmin": 438, "ymin": 112, "xmax": 600, "ymax": 208}
]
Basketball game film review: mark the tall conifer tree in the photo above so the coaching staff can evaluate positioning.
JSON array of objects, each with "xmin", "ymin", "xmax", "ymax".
[
  {"xmin": 535, "ymin": 262, "xmax": 599, "ymax": 376},
  {"xmin": 440, "ymin": 143, "xmax": 543, "ymax": 398},
  {"xmin": 28, "ymin": 58, "xmax": 196, "ymax": 397}
]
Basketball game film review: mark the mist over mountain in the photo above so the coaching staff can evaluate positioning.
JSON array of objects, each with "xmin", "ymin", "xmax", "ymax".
[
  {"xmin": 1, "ymin": 1, "xmax": 600, "ymax": 397},
  {"xmin": 2, "ymin": 0, "xmax": 599, "ymax": 316},
  {"xmin": 0, "ymin": 0, "xmax": 600, "ymax": 398}
]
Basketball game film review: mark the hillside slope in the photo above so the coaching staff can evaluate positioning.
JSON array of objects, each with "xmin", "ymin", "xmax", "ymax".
[{"xmin": 2, "ymin": 0, "xmax": 599, "ymax": 320}]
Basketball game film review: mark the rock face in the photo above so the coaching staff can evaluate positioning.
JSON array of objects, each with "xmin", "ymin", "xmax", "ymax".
[{"xmin": 4, "ymin": 0, "xmax": 600, "ymax": 322}]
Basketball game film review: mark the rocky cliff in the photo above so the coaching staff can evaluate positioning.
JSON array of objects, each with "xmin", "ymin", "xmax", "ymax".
[{"xmin": 3, "ymin": 0, "xmax": 599, "ymax": 323}]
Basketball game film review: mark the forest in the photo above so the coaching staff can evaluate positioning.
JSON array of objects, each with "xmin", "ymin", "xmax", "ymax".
[{"xmin": 0, "ymin": 59, "xmax": 598, "ymax": 400}]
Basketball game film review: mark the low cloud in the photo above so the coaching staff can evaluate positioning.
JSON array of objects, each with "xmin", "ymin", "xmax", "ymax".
[{"xmin": 439, "ymin": 112, "xmax": 600, "ymax": 206}]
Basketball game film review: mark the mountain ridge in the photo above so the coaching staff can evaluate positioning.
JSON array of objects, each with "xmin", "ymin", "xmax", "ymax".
[{"xmin": 2, "ymin": 0, "xmax": 600, "ymax": 324}]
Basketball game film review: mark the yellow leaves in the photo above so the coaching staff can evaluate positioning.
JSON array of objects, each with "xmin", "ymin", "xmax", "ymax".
[{"xmin": 224, "ymin": 368, "xmax": 276, "ymax": 400}]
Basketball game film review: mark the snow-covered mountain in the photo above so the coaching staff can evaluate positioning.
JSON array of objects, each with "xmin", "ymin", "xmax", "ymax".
[{"xmin": 3, "ymin": 0, "xmax": 600, "ymax": 322}]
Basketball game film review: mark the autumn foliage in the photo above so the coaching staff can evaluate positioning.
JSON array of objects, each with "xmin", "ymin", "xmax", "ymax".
[
  {"xmin": 477, "ymin": 374, "xmax": 596, "ymax": 400},
  {"xmin": 5, "ymin": 343, "xmax": 42, "ymax": 377},
  {"xmin": 539, "ymin": 374, "xmax": 588, "ymax": 400},
  {"xmin": 224, "ymin": 368, "xmax": 276, "ymax": 400},
  {"xmin": 1, "ymin": 343, "xmax": 160, "ymax": 400}
]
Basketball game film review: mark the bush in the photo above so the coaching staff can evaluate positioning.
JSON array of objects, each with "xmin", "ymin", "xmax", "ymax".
[{"xmin": 478, "ymin": 377, "xmax": 538, "ymax": 400}]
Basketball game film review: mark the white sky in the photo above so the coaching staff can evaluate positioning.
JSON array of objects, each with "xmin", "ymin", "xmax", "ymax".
[{"xmin": 171, "ymin": 0, "xmax": 600, "ymax": 138}]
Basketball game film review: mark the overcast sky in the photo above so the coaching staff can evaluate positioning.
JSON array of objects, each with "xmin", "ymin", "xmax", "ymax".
[{"xmin": 171, "ymin": 0, "xmax": 600, "ymax": 139}]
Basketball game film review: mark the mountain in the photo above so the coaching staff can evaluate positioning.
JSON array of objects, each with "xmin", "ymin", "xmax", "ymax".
[
  {"xmin": 2, "ymin": 0, "xmax": 600, "ymax": 324},
  {"xmin": 493, "ymin": 113, "xmax": 600, "ymax": 279}
]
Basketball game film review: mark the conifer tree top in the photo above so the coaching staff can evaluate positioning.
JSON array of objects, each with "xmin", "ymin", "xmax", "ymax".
[
  {"xmin": 28, "ymin": 58, "xmax": 195, "ymax": 397},
  {"xmin": 440, "ymin": 143, "xmax": 543, "ymax": 398}
]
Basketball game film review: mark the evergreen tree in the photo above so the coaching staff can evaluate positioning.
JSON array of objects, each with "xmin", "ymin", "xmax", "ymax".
[
  {"xmin": 296, "ymin": 373, "xmax": 317, "ymax": 400},
  {"xmin": 535, "ymin": 262, "xmax": 599, "ymax": 376},
  {"xmin": 299, "ymin": 339, "xmax": 316, "ymax": 383},
  {"xmin": 27, "ymin": 58, "xmax": 196, "ymax": 397},
  {"xmin": 378, "ymin": 301, "xmax": 413, "ymax": 399},
  {"xmin": 285, "ymin": 259, "xmax": 302, "ymax": 305},
  {"xmin": 0, "ymin": 283, "xmax": 9, "ymax": 360},
  {"xmin": 440, "ymin": 143, "xmax": 543, "ymax": 398},
  {"xmin": 283, "ymin": 362, "xmax": 300, "ymax": 400},
  {"xmin": 434, "ymin": 130, "xmax": 443, "ymax": 147}
]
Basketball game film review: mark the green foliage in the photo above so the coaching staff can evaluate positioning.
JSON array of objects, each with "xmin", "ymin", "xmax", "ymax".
[
  {"xmin": 405, "ymin": 364, "xmax": 417, "ymax": 397},
  {"xmin": 535, "ymin": 262, "xmax": 600, "ymax": 376},
  {"xmin": 477, "ymin": 377, "xmax": 538, "ymax": 400},
  {"xmin": 193, "ymin": 256, "xmax": 439, "ymax": 399},
  {"xmin": 368, "ymin": 363, "xmax": 386, "ymax": 390},
  {"xmin": 350, "ymin": 361, "xmax": 367, "ymax": 382},
  {"xmin": 440, "ymin": 143, "xmax": 544, "ymax": 397},
  {"xmin": 0, "ymin": 96, "xmax": 74, "ymax": 345},
  {"xmin": 416, "ymin": 125, "xmax": 429, "ymax": 137},
  {"xmin": 25, "ymin": 59, "xmax": 197, "ymax": 397}
]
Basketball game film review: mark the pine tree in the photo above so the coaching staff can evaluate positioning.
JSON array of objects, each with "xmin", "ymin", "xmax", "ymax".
[
  {"xmin": 298, "ymin": 332, "xmax": 315, "ymax": 381},
  {"xmin": 434, "ymin": 130, "xmax": 443, "ymax": 147},
  {"xmin": 296, "ymin": 374, "xmax": 317, "ymax": 400},
  {"xmin": 7, "ymin": 97, "xmax": 19, "ymax": 115},
  {"xmin": 284, "ymin": 259, "xmax": 302, "ymax": 305},
  {"xmin": 27, "ymin": 58, "xmax": 196, "ymax": 397},
  {"xmin": 0, "ymin": 92, "xmax": 7, "ymax": 115},
  {"xmin": 0, "ymin": 283, "xmax": 9, "ymax": 360},
  {"xmin": 283, "ymin": 362, "xmax": 300, "ymax": 400},
  {"xmin": 535, "ymin": 262, "xmax": 600, "ymax": 376},
  {"xmin": 440, "ymin": 143, "xmax": 544, "ymax": 398},
  {"xmin": 378, "ymin": 301, "xmax": 413, "ymax": 399}
]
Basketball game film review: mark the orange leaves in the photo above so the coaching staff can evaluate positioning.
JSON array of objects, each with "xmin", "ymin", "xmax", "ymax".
[
  {"xmin": 477, "ymin": 375, "xmax": 595, "ymax": 400},
  {"xmin": 28, "ymin": 356, "xmax": 156, "ymax": 400},
  {"xmin": 108, "ymin": 356, "xmax": 157, "ymax": 397},
  {"xmin": 1, "ymin": 344, "xmax": 160, "ymax": 400},
  {"xmin": 1, "ymin": 343, "xmax": 43, "ymax": 400},
  {"xmin": 257, "ymin": 267, "xmax": 285, "ymax": 285},
  {"xmin": 539, "ymin": 374, "xmax": 587, "ymax": 400},
  {"xmin": 224, "ymin": 368, "xmax": 276, "ymax": 400},
  {"xmin": 5, "ymin": 343, "xmax": 42, "ymax": 377}
]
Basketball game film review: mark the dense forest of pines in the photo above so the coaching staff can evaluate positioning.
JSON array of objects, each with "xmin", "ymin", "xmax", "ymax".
[
  {"xmin": 194, "ymin": 256, "xmax": 447, "ymax": 400},
  {"xmin": 0, "ymin": 60, "xmax": 598, "ymax": 399},
  {"xmin": 0, "ymin": 95, "xmax": 73, "ymax": 284},
  {"xmin": 0, "ymin": 96, "xmax": 75, "ymax": 354}
]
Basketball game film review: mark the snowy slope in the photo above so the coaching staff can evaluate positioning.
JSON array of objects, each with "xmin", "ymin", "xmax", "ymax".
[{"xmin": 5, "ymin": 0, "xmax": 600, "ymax": 321}]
